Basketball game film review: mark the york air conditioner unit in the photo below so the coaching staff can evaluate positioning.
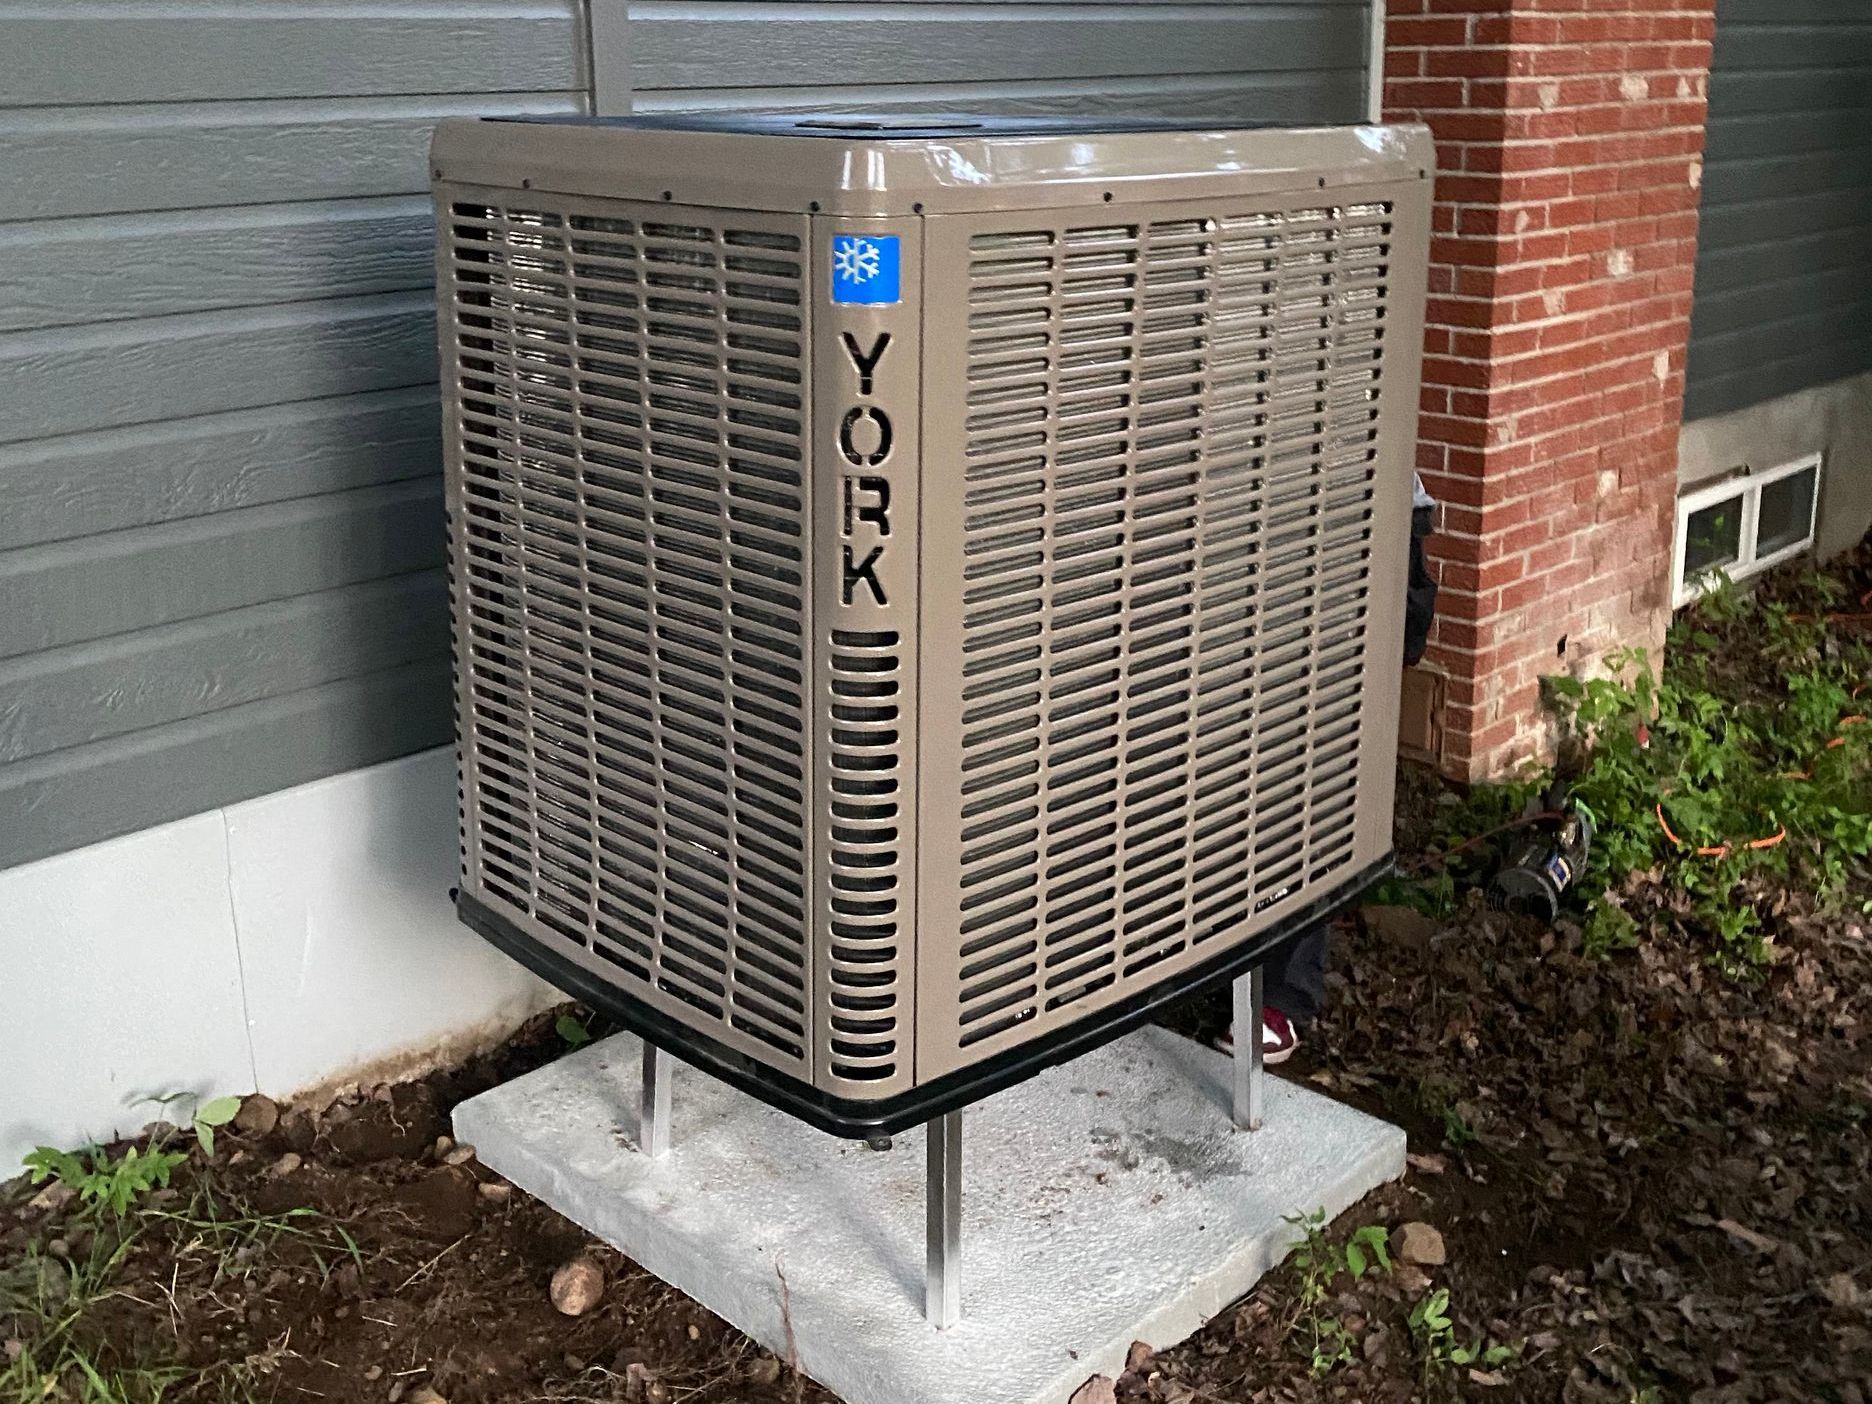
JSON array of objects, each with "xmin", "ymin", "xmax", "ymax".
[{"xmin": 434, "ymin": 115, "xmax": 1433, "ymax": 1138}]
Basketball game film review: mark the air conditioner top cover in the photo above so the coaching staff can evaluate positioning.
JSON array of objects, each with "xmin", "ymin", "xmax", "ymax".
[{"xmin": 433, "ymin": 114, "xmax": 1433, "ymax": 1136}]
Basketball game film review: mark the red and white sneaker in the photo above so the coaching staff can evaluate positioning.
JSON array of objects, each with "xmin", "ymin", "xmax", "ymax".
[{"xmin": 1212, "ymin": 1006, "xmax": 1300, "ymax": 1065}]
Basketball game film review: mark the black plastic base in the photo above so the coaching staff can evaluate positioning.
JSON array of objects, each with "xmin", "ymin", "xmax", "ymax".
[{"xmin": 457, "ymin": 851, "xmax": 1392, "ymax": 1139}]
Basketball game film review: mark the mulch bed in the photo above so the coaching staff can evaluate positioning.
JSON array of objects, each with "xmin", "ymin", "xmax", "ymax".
[
  {"xmin": 1158, "ymin": 854, "xmax": 1871, "ymax": 1403},
  {"xmin": 5, "ymin": 544, "xmax": 1870, "ymax": 1404}
]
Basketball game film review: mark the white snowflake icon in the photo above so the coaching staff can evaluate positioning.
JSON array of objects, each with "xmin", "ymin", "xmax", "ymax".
[{"xmin": 833, "ymin": 236, "xmax": 882, "ymax": 284}]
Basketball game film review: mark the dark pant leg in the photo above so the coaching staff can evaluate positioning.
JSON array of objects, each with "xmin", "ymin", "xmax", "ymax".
[{"xmin": 1263, "ymin": 922, "xmax": 1330, "ymax": 1025}]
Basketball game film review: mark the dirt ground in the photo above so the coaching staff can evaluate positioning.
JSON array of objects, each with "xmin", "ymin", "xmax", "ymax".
[{"xmin": 5, "ymin": 546, "xmax": 1870, "ymax": 1404}]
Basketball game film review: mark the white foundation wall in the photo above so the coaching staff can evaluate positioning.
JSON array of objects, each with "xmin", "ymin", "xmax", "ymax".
[
  {"xmin": 1678, "ymin": 368, "xmax": 1872, "ymax": 560},
  {"xmin": 0, "ymin": 748, "xmax": 556, "ymax": 1171}
]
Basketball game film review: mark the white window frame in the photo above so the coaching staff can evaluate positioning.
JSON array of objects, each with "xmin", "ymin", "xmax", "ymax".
[{"xmin": 1672, "ymin": 452, "xmax": 1822, "ymax": 608}]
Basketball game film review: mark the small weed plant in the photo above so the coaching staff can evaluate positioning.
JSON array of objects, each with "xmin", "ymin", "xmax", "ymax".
[
  {"xmin": 1412, "ymin": 1076, "xmax": 1481, "ymax": 1153},
  {"xmin": 6, "ymin": 1142, "xmax": 359, "ymax": 1404},
  {"xmin": 22, "ymin": 1144, "xmax": 186, "ymax": 1219},
  {"xmin": 187, "ymin": 1096, "xmax": 242, "ymax": 1158},
  {"xmin": 1408, "ymin": 1286, "xmax": 1518, "ymax": 1386},
  {"xmin": 1284, "ymin": 1209, "xmax": 1393, "ymax": 1374},
  {"xmin": 141, "ymin": 1091, "xmax": 244, "ymax": 1158}
]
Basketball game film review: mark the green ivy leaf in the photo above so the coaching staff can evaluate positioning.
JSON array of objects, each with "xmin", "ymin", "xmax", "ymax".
[{"xmin": 195, "ymin": 1095, "xmax": 242, "ymax": 1128}]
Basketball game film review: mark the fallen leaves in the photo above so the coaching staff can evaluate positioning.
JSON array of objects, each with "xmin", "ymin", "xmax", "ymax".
[
  {"xmin": 1821, "ymin": 1272, "xmax": 1865, "ymax": 1311},
  {"xmin": 1713, "ymin": 1219, "xmax": 1779, "ymax": 1256}
]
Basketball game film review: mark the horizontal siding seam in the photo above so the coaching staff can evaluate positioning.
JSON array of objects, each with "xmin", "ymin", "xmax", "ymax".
[
  {"xmin": 0, "ymin": 657, "xmax": 453, "ymax": 791},
  {"xmin": 1691, "ymin": 263, "xmax": 1872, "ymax": 310},
  {"xmin": 0, "ymin": 91, "xmax": 587, "ymax": 128},
  {"xmin": 0, "ymin": 288, "xmax": 438, "ymax": 353},
  {"xmin": 3, "ymin": 189, "xmax": 454, "ymax": 232},
  {"xmin": 0, "ymin": 480, "xmax": 443, "ymax": 576},
  {"xmin": 0, "ymin": 572, "xmax": 449, "ymax": 687},
  {"xmin": 0, "ymin": 646, "xmax": 452, "ymax": 769}
]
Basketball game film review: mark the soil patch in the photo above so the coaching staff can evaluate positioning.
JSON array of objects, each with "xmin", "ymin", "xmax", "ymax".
[{"xmin": 6, "ymin": 541, "xmax": 1870, "ymax": 1403}]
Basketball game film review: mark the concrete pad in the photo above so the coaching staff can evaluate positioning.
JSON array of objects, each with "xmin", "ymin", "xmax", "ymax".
[{"xmin": 455, "ymin": 1026, "xmax": 1405, "ymax": 1404}]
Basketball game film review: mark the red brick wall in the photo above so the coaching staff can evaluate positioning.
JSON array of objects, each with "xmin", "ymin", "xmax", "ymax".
[{"xmin": 1385, "ymin": 0, "xmax": 1715, "ymax": 781}]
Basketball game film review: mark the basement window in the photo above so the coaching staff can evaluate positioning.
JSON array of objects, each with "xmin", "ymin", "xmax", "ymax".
[{"xmin": 1672, "ymin": 454, "xmax": 1821, "ymax": 607}]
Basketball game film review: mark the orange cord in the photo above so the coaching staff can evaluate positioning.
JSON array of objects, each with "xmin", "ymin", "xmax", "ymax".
[
  {"xmin": 1654, "ymin": 802, "xmax": 1785, "ymax": 860},
  {"xmin": 1826, "ymin": 716, "xmax": 1867, "ymax": 750},
  {"xmin": 1786, "ymin": 588, "xmax": 1872, "ymax": 626},
  {"xmin": 1657, "ymin": 687, "xmax": 1865, "ymax": 855}
]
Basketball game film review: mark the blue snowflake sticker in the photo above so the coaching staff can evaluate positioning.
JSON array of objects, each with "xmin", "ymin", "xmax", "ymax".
[{"xmin": 831, "ymin": 234, "xmax": 901, "ymax": 306}]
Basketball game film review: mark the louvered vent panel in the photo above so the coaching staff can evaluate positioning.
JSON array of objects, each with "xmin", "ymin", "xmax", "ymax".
[
  {"xmin": 445, "ymin": 194, "xmax": 814, "ymax": 1075},
  {"xmin": 951, "ymin": 198, "xmax": 1391, "ymax": 1050},
  {"xmin": 1230, "ymin": 202, "xmax": 1389, "ymax": 910},
  {"xmin": 823, "ymin": 627, "xmax": 907, "ymax": 1085}
]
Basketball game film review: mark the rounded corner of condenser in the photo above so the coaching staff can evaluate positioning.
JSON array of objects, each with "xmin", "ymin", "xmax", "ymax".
[
  {"xmin": 1389, "ymin": 123, "xmax": 1440, "ymax": 179},
  {"xmin": 429, "ymin": 118, "xmax": 482, "ymax": 177}
]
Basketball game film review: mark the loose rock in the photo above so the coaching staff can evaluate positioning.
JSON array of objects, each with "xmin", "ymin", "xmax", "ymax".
[
  {"xmin": 550, "ymin": 1255, "xmax": 606, "ymax": 1317},
  {"xmin": 1068, "ymin": 1376, "xmax": 1119, "ymax": 1404},
  {"xmin": 623, "ymin": 1363, "xmax": 665, "ymax": 1404},
  {"xmin": 1392, "ymin": 1221, "xmax": 1446, "ymax": 1267},
  {"xmin": 1125, "ymin": 1340, "xmax": 1155, "ymax": 1373},
  {"xmin": 746, "ymin": 1355, "xmax": 781, "ymax": 1386},
  {"xmin": 278, "ymin": 1110, "xmax": 317, "ymax": 1153},
  {"xmin": 269, "ymin": 1152, "xmax": 304, "ymax": 1178},
  {"xmin": 27, "ymin": 1182, "xmax": 75, "ymax": 1213},
  {"xmin": 476, "ymin": 1181, "xmax": 513, "ymax": 1203},
  {"xmin": 441, "ymin": 1145, "xmax": 477, "ymax": 1167},
  {"xmin": 233, "ymin": 1093, "xmax": 280, "ymax": 1137}
]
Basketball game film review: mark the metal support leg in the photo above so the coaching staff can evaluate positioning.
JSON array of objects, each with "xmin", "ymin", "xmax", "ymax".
[
  {"xmin": 1232, "ymin": 966, "xmax": 1265, "ymax": 1131},
  {"xmin": 925, "ymin": 1110, "xmax": 962, "ymax": 1329},
  {"xmin": 640, "ymin": 1042, "xmax": 671, "ymax": 1159}
]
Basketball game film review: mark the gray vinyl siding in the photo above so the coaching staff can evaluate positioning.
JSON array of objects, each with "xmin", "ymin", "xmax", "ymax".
[
  {"xmin": 2, "ymin": 0, "xmax": 1361, "ymax": 872},
  {"xmin": 593, "ymin": 1, "xmax": 1371, "ymax": 123},
  {"xmin": 0, "ymin": 2, "xmax": 585, "ymax": 871},
  {"xmin": 1685, "ymin": 0, "xmax": 1872, "ymax": 421}
]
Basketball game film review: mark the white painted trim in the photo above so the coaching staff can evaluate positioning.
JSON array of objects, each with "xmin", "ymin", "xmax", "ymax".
[{"xmin": 1672, "ymin": 452, "xmax": 1822, "ymax": 607}]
